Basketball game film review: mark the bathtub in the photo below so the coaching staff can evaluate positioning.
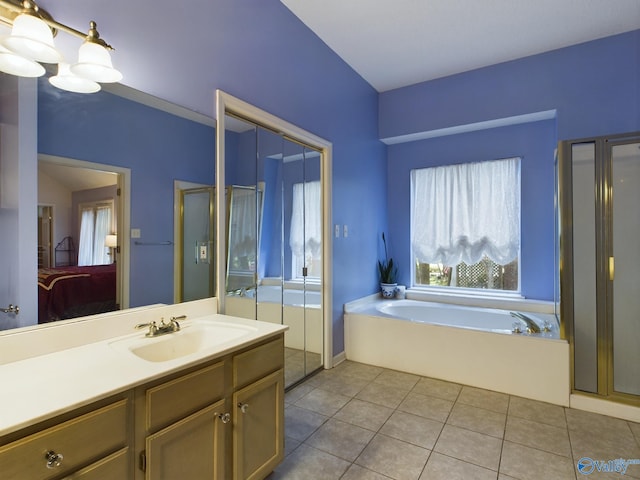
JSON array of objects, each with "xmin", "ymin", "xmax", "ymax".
[
  {"xmin": 344, "ymin": 297, "xmax": 570, "ymax": 405},
  {"xmin": 374, "ymin": 300, "xmax": 558, "ymax": 336},
  {"xmin": 250, "ymin": 285, "xmax": 321, "ymax": 308},
  {"xmin": 225, "ymin": 284, "xmax": 323, "ymax": 354}
]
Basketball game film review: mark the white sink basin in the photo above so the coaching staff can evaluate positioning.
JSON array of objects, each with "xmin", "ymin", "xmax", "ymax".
[{"xmin": 110, "ymin": 321, "xmax": 256, "ymax": 362}]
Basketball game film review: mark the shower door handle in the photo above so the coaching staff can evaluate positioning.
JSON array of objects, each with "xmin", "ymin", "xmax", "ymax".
[{"xmin": 609, "ymin": 256, "xmax": 615, "ymax": 281}]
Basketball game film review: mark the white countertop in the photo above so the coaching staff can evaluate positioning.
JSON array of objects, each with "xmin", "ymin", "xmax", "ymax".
[{"xmin": 0, "ymin": 300, "xmax": 287, "ymax": 437}]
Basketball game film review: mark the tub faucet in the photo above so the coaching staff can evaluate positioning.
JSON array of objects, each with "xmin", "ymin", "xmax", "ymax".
[{"xmin": 510, "ymin": 312, "xmax": 541, "ymax": 334}]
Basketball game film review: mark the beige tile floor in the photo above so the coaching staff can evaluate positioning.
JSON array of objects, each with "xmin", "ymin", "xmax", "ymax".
[{"xmin": 268, "ymin": 360, "xmax": 640, "ymax": 480}]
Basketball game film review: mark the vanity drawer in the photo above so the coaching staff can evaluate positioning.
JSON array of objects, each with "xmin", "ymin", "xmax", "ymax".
[
  {"xmin": 233, "ymin": 336, "xmax": 284, "ymax": 389},
  {"xmin": 62, "ymin": 447, "xmax": 129, "ymax": 479},
  {"xmin": 146, "ymin": 361, "xmax": 225, "ymax": 432},
  {"xmin": 0, "ymin": 399, "xmax": 128, "ymax": 480}
]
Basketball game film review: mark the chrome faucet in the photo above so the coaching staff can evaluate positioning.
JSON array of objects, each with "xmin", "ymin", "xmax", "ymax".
[
  {"xmin": 135, "ymin": 315, "xmax": 185, "ymax": 337},
  {"xmin": 510, "ymin": 312, "xmax": 541, "ymax": 334}
]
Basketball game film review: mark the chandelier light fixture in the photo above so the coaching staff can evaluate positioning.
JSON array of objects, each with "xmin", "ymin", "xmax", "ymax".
[{"xmin": 0, "ymin": 0, "xmax": 122, "ymax": 93}]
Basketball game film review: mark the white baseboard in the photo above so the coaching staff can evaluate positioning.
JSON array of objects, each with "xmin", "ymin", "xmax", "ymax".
[{"xmin": 570, "ymin": 394, "xmax": 640, "ymax": 423}]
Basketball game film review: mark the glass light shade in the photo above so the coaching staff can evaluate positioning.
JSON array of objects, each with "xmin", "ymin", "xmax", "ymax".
[
  {"xmin": 1, "ymin": 13, "xmax": 62, "ymax": 64},
  {"xmin": 0, "ymin": 45, "xmax": 45, "ymax": 77},
  {"xmin": 49, "ymin": 62, "xmax": 100, "ymax": 93},
  {"xmin": 105, "ymin": 234, "xmax": 118, "ymax": 247},
  {"xmin": 70, "ymin": 41, "xmax": 122, "ymax": 83}
]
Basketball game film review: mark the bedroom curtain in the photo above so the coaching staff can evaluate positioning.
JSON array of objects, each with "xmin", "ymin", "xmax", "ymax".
[
  {"xmin": 289, "ymin": 181, "xmax": 321, "ymax": 275},
  {"xmin": 411, "ymin": 157, "xmax": 521, "ymax": 267},
  {"xmin": 92, "ymin": 206, "xmax": 111, "ymax": 265},
  {"xmin": 78, "ymin": 204, "xmax": 112, "ymax": 266},
  {"xmin": 78, "ymin": 207, "xmax": 95, "ymax": 266}
]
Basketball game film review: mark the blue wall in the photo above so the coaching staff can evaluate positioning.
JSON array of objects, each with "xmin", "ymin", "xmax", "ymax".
[
  {"xmin": 38, "ymin": 82, "xmax": 215, "ymax": 307},
  {"xmin": 380, "ymin": 30, "xmax": 639, "ymax": 142},
  {"xmin": 38, "ymin": 5, "xmax": 637, "ymax": 355},
  {"xmin": 381, "ymin": 29, "xmax": 639, "ymax": 302},
  {"xmin": 205, "ymin": 2, "xmax": 387, "ymax": 355},
  {"xmin": 386, "ymin": 120, "xmax": 557, "ymax": 300},
  {"xmin": 39, "ymin": 1, "xmax": 387, "ymax": 356}
]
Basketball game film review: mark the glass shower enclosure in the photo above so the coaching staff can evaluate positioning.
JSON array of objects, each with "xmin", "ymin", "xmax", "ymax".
[{"xmin": 560, "ymin": 132, "xmax": 640, "ymax": 403}]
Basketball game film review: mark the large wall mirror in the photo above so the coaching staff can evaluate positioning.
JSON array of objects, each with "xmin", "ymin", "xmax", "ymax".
[
  {"xmin": 0, "ymin": 73, "xmax": 215, "ymax": 332},
  {"xmin": 215, "ymin": 91, "xmax": 332, "ymax": 387}
]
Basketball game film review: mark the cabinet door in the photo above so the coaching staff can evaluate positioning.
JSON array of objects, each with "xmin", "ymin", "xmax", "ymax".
[
  {"xmin": 62, "ymin": 448, "xmax": 130, "ymax": 480},
  {"xmin": 233, "ymin": 369, "xmax": 284, "ymax": 480},
  {"xmin": 146, "ymin": 399, "xmax": 227, "ymax": 480}
]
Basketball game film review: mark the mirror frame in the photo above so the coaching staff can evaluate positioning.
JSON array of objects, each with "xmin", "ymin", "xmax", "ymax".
[{"xmin": 215, "ymin": 90, "xmax": 333, "ymax": 369}]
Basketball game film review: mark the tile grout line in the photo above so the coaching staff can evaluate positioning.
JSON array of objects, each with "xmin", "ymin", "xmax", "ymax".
[
  {"xmin": 564, "ymin": 405, "xmax": 579, "ymax": 480},
  {"xmin": 338, "ymin": 370, "xmax": 418, "ymax": 478},
  {"xmin": 497, "ymin": 395, "xmax": 510, "ymax": 479}
]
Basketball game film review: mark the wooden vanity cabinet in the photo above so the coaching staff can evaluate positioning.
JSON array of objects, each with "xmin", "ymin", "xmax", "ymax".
[
  {"xmin": 0, "ymin": 396, "xmax": 131, "ymax": 480},
  {"xmin": 232, "ymin": 336, "xmax": 285, "ymax": 480},
  {"xmin": 0, "ymin": 333, "xmax": 285, "ymax": 480},
  {"xmin": 137, "ymin": 334, "xmax": 285, "ymax": 480},
  {"xmin": 136, "ymin": 361, "xmax": 228, "ymax": 480}
]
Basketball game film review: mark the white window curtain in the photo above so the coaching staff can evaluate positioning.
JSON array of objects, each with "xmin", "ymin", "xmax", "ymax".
[
  {"xmin": 411, "ymin": 157, "xmax": 521, "ymax": 267},
  {"xmin": 92, "ymin": 205, "xmax": 111, "ymax": 265},
  {"xmin": 78, "ymin": 207, "xmax": 95, "ymax": 266},
  {"xmin": 290, "ymin": 181, "xmax": 322, "ymax": 275},
  {"xmin": 78, "ymin": 203, "xmax": 112, "ymax": 266}
]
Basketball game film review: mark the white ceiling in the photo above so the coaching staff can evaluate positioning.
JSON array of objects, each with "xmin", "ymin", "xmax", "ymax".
[
  {"xmin": 280, "ymin": 0, "xmax": 640, "ymax": 92},
  {"xmin": 39, "ymin": 162, "xmax": 117, "ymax": 192}
]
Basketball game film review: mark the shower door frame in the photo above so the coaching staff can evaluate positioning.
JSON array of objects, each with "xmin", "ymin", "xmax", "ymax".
[{"xmin": 560, "ymin": 131, "xmax": 640, "ymax": 406}]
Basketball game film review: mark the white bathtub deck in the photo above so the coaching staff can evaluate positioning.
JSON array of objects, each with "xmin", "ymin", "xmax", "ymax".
[{"xmin": 344, "ymin": 309, "xmax": 570, "ymax": 406}]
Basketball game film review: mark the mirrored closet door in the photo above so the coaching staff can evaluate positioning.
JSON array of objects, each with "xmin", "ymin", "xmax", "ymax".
[{"xmin": 217, "ymin": 91, "xmax": 331, "ymax": 388}]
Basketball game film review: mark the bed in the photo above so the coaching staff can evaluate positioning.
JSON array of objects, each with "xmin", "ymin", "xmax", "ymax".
[{"xmin": 37, "ymin": 264, "xmax": 117, "ymax": 324}]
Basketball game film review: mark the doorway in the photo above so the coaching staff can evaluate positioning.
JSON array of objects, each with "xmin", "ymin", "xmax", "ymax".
[
  {"xmin": 175, "ymin": 184, "xmax": 215, "ymax": 302},
  {"xmin": 37, "ymin": 205, "xmax": 53, "ymax": 269},
  {"xmin": 38, "ymin": 155, "xmax": 131, "ymax": 317}
]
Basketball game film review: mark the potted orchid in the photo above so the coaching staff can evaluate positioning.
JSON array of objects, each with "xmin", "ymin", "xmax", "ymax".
[{"xmin": 378, "ymin": 233, "xmax": 398, "ymax": 298}]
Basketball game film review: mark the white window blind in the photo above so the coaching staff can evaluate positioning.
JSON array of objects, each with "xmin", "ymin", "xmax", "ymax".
[{"xmin": 411, "ymin": 157, "xmax": 521, "ymax": 267}]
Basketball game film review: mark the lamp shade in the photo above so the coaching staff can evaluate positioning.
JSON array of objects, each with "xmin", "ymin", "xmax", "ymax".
[
  {"xmin": 49, "ymin": 62, "xmax": 101, "ymax": 93},
  {"xmin": 1, "ymin": 13, "xmax": 62, "ymax": 63},
  {"xmin": 105, "ymin": 234, "xmax": 118, "ymax": 248},
  {"xmin": 0, "ymin": 45, "xmax": 45, "ymax": 77},
  {"xmin": 71, "ymin": 41, "xmax": 122, "ymax": 83}
]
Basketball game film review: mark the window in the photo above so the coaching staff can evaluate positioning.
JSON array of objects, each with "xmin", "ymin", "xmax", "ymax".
[
  {"xmin": 411, "ymin": 157, "xmax": 521, "ymax": 292},
  {"xmin": 290, "ymin": 180, "xmax": 321, "ymax": 280},
  {"xmin": 78, "ymin": 201, "xmax": 114, "ymax": 266}
]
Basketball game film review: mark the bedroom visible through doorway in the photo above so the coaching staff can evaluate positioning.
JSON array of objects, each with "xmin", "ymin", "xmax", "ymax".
[{"xmin": 37, "ymin": 156, "xmax": 130, "ymax": 324}]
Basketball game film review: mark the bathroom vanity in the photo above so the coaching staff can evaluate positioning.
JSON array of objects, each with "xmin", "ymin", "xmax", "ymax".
[{"xmin": 0, "ymin": 298, "xmax": 287, "ymax": 479}]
